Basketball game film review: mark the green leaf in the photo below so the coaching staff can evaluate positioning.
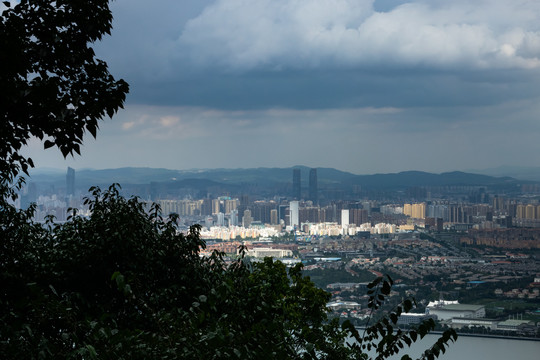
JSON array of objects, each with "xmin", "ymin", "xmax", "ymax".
[
  {"xmin": 403, "ymin": 336, "xmax": 411, "ymax": 346},
  {"xmin": 367, "ymin": 277, "xmax": 382, "ymax": 289},
  {"xmin": 86, "ymin": 344, "xmax": 98, "ymax": 359},
  {"xmin": 381, "ymin": 281, "xmax": 391, "ymax": 295},
  {"xmin": 403, "ymin": 299, "xmax": 413, "ymax": 312},
  {"xmin": 44, "ymin": 140, "xmax": 55, "ymax": 149}
]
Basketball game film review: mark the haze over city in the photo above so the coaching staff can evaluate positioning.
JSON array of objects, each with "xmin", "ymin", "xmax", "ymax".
[{"xmin": 21, "ymin": 0, "xmax": 540, "ymax": 174}]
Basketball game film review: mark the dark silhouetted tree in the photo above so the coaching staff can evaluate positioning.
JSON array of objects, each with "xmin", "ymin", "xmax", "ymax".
[{"xmin": 0, "ymin": 0, "xmax": 128, "ymax": 186}]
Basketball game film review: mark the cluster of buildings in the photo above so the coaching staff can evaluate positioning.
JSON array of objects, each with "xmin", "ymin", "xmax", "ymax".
[
  {"xmin": 200, "ymin": 225, "xmax": 280, "ymax": 241},
  {"xmin": 326, "ymin": 286, "xmax": 538, "ymax": 335},
  {"xmin": 494, "ymin": 288, "xmax": 539, "ymax": 299},
  {"xmin": 18, "ymin": 168, "xmax": 540, "ymax": 240},
  {"xmin": 460, "ymin": 228, "xmax": 540, "ymax": 249},
  {"xmin": 423, "ymin": 300, "xmax": 537, "ymax": 334}
]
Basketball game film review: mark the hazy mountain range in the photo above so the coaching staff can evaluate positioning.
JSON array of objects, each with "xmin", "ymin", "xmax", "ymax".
[
  {"xmin": 26, "ymin": 166, "xmax": 536, "ymax": 192},
  {"xmin": 466, "ymin": 166, "xmax": 540, "ymax": 182}
]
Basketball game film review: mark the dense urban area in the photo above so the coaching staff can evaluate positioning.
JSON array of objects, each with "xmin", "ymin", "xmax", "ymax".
[{"xmin": 19, "ymin": 166, "xmax": 540, "ymax": 338}]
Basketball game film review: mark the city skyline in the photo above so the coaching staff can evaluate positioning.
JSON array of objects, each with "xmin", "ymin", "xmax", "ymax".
[{"xmin": 19, "ymin": 0, "xmax": 540, "ymax": 175}]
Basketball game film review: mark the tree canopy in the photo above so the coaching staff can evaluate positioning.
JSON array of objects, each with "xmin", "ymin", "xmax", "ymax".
[{"xmin": 0, "ymin": 0, "xmax": 128, "ymax": 185}]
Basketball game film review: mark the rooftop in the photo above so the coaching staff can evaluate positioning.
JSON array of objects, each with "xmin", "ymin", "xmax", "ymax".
[{"xmin": 438, "ymin": 304, "xmax": 485, "ymax": 312}]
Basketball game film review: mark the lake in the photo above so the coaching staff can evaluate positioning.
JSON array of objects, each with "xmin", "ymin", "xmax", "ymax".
[{"xmin": 371, "ymin": 334, "xmax": 540, "ymax": 360}]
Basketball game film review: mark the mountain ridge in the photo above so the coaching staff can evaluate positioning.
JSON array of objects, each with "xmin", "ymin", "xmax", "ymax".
[{"xmin": 26, "ymin": 166, "xmax": 527, "ymax": 190}]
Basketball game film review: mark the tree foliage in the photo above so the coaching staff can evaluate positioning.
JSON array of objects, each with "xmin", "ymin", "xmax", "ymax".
[
  {"xmin": 0, "ymin": 185, "xmax": 347, "ymax": 359},
  {"xmin": 0, "ymin": 0, "xmax": 128, "ymax": 185}
]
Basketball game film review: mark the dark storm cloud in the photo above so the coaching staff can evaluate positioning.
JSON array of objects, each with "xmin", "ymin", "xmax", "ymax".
[
  {"xmin": 96, "ymin": 0, "xmax": 540, "ymax": 111},
  {"xmin": 128, "ymin": 68, "xmax": 540, "ymax": 111}
]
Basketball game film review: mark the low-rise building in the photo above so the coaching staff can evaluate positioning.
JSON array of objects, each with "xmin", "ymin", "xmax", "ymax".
[
  {"xmin": 327, "ymin": 301, "xmax": 361, "ymax": 310},
  {"xmin": 243, "ymin": 247, "xmax": 293, "ymax": 258},
  {"xmin": 426, "ymin": 300, "xmax": 485, "ymax": 320},
  {"xmin": 397, "ymin": 313, "xmax": 437, "ymax": 325},
  {"xmin": 496, "ymin": 319, "xmax": 535, "ymax": 332},
  {"xmin": 449, "ymin": 317, "xmax": 498, "ymax": 330}
]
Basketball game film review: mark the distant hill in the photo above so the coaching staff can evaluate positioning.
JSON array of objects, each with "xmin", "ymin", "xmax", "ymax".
[
  {"xmin": 346, "ymin": 171, "xmax": 517, "ymax": 189},
  {"xmin": 467, "ymin": 166, "xmax": 540, "ymax": 182},
  {"xmin": 26, "ymin": 166, "xmax": 527, "ymax": 193}
]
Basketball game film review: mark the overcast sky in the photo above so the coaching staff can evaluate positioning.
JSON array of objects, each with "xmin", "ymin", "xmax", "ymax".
[{"xmin": 24, "ymin": 0, "xmax": 540, "ymax": 175}]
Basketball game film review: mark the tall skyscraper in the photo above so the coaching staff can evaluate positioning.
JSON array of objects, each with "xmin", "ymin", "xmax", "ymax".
[
  {"xmin": 341, "ymin": 209, "xmax": 349, "ymax": 228},
  {"xmin": 292, "ymin": 168, "xmax": 301, "ymax": 200},
  {"xmin": 242, "ymin": 209, "xmax": 252, "ymax": 228},
  {"xmin": 270, "ymin": 209, "xmax": 278, "ymax": 225},
  {"xmin": 350, "ymin": 209, "xmax": 368, "ymax": 226},
  {"xmin": 309, "ymin": 168, "xmax": 318, "ymax": 204},
  {"xmin": 278, "ymin": 204, "xmax": 289, "ymax": 222},
  {"xmin": 216, "ymin": 212, "xmax": 225, "ymax": 227},
  {"xmin": 224, "ymin": 199, "xmax": 237, "ymax": 214},
  {"xmin": 212, "ymin": 199, "xmax": 221, "ymax": 214},
  {"xmin": 412, "ymin": 203, "xmax": 426, "ymax": 219},
  {"xmin": 66, "ymin": 167, "xmax": 75, "ymax": 196},
  {"xmin": 290, "ymin": 201, "xmax": 299, "ymax": 228},
  {"xmin": 201, "ymin": 198, "xmax": 213, "ymax": 216},
  {"xmin": 230, "ymin": 209, "xmax": 239, "ymax": 226}
]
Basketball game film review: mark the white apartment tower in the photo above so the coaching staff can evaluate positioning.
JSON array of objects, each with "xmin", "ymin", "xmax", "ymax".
[
  {"xmin": 290, "ymin": 201, "xmax": 299, "ymax": 228},
  {"xmin": 341, "ymin": 209, "xmax": 349, "ymax": 229}
]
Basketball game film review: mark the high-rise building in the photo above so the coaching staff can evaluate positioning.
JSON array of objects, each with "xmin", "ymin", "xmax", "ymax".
[
  {"xmin": 278, "ymin": 204, "xmax": 289, "ymax": 222},
  {"xmin": 150, "ymin": 181, "xmax": 159, "ymax": 201},
  {"xmin": 525, "ymin": 204, "xmax": 536, "ymax": 219},
  {"xmin": 350, "ymin": 209, "xmax": 368, "ymax": 226},
  {"xmin": 292, "ymin": 168, "xmax": 301, "ymax": 200},
  {"xmin": 404, "ymin": 203, "xmax": 426, "ymax": 219},
  {"xmin": 309, "ymin": 168, "xmax": 318, "ymax": 205},
  {"xmin": 157, "ymin": 200, "xmax": 177, "ymax": 215},
  {"xmin": 66, "ymin": 167, "xmax": 75, "ymax": 196},
  {"xmin": 21, "ymin": 182, "xmax": 37, "ymax": 209},
  {"xmin": 493, "ymin": 195, "xmax": 505, "ymax": 212},
  {"xmin": 240, "ymin": 194, "xmax": 250, "ymax": 206},
  {"xmin": 516, "ymin": 204, "xmax": 526, "ymax": 219},
  {"xmin": 290, "ymin": 201, "xmax": 299, "ymax": 228},
  {"xmin": 270, "ymin": 209, "xmax": 278, "ymax": 225},
  {"xmin": 403, "ymin": 204, "xmax": 412, "ymax": 217},
  {"xmin": 341, "ymin": 209, "xmax": 349, "ymax": 228},
  {"xmin": 212, "ymin": 199, "xmax": 221, "ymax": 214},
  {"xmin": 224, "ymin": 199, "xmax": 238, "ymax": 214},
  {"xmin": 230, "ymin": 209, "xmax": 239, "ymax": 226},
  {"xmin": 299, "ymin": 207, "xmax": 320, "ymax": 224},
  {"xmin": 412, "ymin": 203, "xmax": 426, "ymax": 219},
  {"xmin": 242, "ymin": 209, "xmax": 252, "ymax": 228},
  {"xmin": 250, "ymin": 201, "xmax": 276, "ymax": 224},
  {"xmin": 216, "ymin": 212, "xmax": 225, "ymax": 227},
  {"xmin": 201, "ymin": 198, "xmax": 213, "ymax": 216}
]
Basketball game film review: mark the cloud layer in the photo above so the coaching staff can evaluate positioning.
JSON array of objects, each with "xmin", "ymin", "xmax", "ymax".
[
  {"xmin": 22, "ymin": 97, "xmax": 540, "ymax": 174},
  {"xmin": 180, "ymin": 0, "xmax": 540, "ymax": 71},
  {"xmin": 91, "ymin": 0, "xmax": 540, "ymax": 111}
]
